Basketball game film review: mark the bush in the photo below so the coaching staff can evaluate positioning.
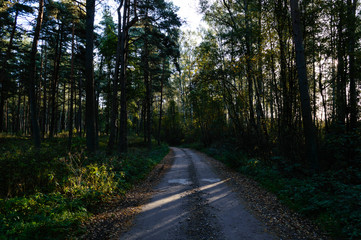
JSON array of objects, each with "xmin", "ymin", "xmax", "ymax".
[
  {"xmin": 113, "ymin": 144, "xmax": 169, "ymax": 186},
  {"xmin": 0, "ymin": 148, "xmax": 69, "ymax": 197},
  {"xmin": 0, "ymin": 193, "xmax": 88, "ymax": 239},
  {"xmin": 204, "ymin": 145, "xmax": 248, "ymax": 169},
  {"xmin": 0, "ymin": 136, "xmax": 170, "ymax": 239},
  {"xmin": 202, "ymin": 146, "xmax": 361, "ymax": 239},
  {"xmin": 321, "ymin": 125, "xmax": 361, "ymax": 169},
  {"xmin": 63, "ymin": 161, "xmax": 119, "ymax": 207}
]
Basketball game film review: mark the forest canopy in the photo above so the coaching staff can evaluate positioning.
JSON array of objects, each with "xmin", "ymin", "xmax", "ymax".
[{"xmin": 1, "ymin": 0, "xmax": 361, "ymax": 238}]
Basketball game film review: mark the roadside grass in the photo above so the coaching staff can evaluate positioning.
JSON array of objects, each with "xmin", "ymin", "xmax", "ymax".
[
  {"xmin": 188, "ymin": 143, "xmax": 361, "ymax": 240},
  {"xmin": 0, "ymin": 135, "xmax": 169, "ymax": 239}
]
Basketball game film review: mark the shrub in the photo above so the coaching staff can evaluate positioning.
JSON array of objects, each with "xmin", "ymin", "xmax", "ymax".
[
  {"xmin": 0, "ymin": 137, "xmax": 170, "ymax": 239},
  {"xmin": 0, "ymin": 193, "xmax": 88, "ymax": 239},
  {"xmin": 0, "ymin": 148, "xmax": 68, "ymax": 197},
  {"xmin": 202, "ymin": 146, "xmax": 361, "ymax": 239}
]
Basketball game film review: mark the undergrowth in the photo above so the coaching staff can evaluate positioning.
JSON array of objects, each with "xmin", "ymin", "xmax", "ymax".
[
  {"xmin": 200, "ymin": 145, "xmax": 361, "ymax": 240},
  {"xmin": 0, "ymin": 136, "xmax": 169, "ymax": 239}
]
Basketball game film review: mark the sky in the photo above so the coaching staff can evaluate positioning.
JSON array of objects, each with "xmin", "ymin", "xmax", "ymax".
[
  {"xmin": 169, "ymin": 0, "xmax": 206, "ymax": 31},
  {"xmin": 19, "ymin": 0, "xmax": 206, "ymax": 33},
  {"xmin": 94, "ymin": 0, "xmax": 206, "ymax": 31}
]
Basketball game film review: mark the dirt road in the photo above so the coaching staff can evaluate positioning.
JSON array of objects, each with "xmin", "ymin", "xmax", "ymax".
[{"xmin": 120, "ymin": 147, "xmax": 276, "ymax": 240}]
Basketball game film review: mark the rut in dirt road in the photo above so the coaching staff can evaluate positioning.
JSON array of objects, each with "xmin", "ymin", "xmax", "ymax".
[{"xmin": 120, "ymin": 148, "xmax": 276, "ymax": 240}]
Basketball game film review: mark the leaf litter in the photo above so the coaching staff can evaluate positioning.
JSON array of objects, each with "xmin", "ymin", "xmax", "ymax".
[
  {"xmin": 196, "ymin": 150, "xmax": 332, "ymax": 240},
  {"xmin": 81, "ymin": 148, "xmax": 332, "ymax": 240},
  {"xmin": 81, "ymin": 149, "xmax": 175, "ymax": 240}
]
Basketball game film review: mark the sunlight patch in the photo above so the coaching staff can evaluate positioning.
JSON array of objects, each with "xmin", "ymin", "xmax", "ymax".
[
  {"xmin": 168, "ymin": 179, "xmax": 192, "ymax": 185},
  {"xmin": 201, "ymin": 178, "xmax": 221, "ymax": 183}
]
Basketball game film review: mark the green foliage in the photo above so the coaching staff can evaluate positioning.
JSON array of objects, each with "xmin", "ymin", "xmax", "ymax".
[
  {"xmin": 0, "ymin": 137, "xmax": 169, "ymax": 239},
  {"xmin": 204, "ymin": 146, "xmax": 361, "ymax": 239},
  {"xmin": 321, "ymin": 126, "xmax": 361, "ymax": 169},
  {"xmin": 0, "ymin": 193, "xmax": 88, "ymax": 239},
  {"xmin": 112, "ymin": 144, "xmax": 169, "ymax": 186},
  {"xmin": 205, "ymin": 147, "xmax": 247, "ymax": 169},
  {"xmin": 62, "ymin": 153, "xmax": 119, "ymax": 207},
  {"xmin": 276, "ymin": 172, "xmax": 361, "ymax": 239},
  {"xmin": 161, "ymin": 100, "xmax": 184, "ymax": 145},
  {"xmin": 0, "ymin": 144, "xmax": 69, "ymax": 197}
]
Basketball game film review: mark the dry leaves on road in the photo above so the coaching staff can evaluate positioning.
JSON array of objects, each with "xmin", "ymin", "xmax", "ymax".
[
  {"xmin": 82, "ymin": 148, "xmax": 331, "ymax": 240},
  {"xmin": 81, "ymin": 149, "xmax": 175, "ymax": 240},
  {"xmin": 196, "ymin": 150, "xmax": 332, "ymax": 240}
]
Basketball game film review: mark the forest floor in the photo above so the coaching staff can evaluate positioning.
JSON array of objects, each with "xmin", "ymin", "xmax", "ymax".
[
  {"xmin": 82, "ymin": 147, "xmax": 175, "ymax": 239},
  {"xmin": 84, "ymin": 147, "xmax": 330, "ymax": 240}
]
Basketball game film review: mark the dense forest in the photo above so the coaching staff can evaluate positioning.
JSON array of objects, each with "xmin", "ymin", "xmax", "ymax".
[{"xmin": 0, "ymin": 0, "xmax": 360, "ymax": 239}]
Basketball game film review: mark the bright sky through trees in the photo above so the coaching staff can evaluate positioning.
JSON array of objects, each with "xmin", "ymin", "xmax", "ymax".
[
  {"xmin": 169, "ymin": 0, "xmax": 205, "ymax": 30},
  {"xmin": 94, "ymin": 0, "xmax": 205, "ymax": 31}
]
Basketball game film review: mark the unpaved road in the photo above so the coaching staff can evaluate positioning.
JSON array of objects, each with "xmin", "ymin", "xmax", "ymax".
[{"xmin": 120, "ymin": 147, "xmax": 276, "ymax": 240}]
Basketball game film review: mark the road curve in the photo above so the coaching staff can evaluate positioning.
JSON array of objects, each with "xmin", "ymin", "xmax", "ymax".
[{"xmin": 120, "ymin": 147, "xmax": 276, "ymax": 240}]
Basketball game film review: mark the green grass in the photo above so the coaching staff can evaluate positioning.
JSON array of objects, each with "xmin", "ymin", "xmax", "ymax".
[
  {"xmin": 199, "ymin": 145, "xmax": 361, "ymax": 240},
  {"xmin": 0, "ymin": 135, "xmax": 169, "ymax": 239}
]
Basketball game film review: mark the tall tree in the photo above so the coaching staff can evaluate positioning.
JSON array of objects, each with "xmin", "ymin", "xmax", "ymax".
[
  {"xmin": 28, "ymin": 0, "xmax": 44, "ymax": 148},
  {"xmin": 68, "ymin": 21, "xmax": 75, "ymax": 149},
  {"xmin": 108, "ymin": 0, "xmax": 138, "ymax": 152},
  {"xmin": 347, "ymin": 0, "xmax": 358, "ymax": 129},
  {"xmin": 336, "ymin": 0, "xmax": 347, "ymax": 126},
  {"xmin": 107, "ymin": 5, "xmax": 122, "ymax": 151},
  {"xmin": 0, "ymin": 3, "xmax": 19, "ymax": 132},
  {"xmin": 290, "ymin": 0, "xmax": 318, "ymax": 170},
  {"xmin": 138, "ymin": 0, "xmax": 180, "ymax": 149},
  {"xmin": 85, "ymin": 0, "xmax": 97, "ymax": 152},
  {"xmin": 119, "ymin": 0, "xmax": 138, "ymax": 152}
]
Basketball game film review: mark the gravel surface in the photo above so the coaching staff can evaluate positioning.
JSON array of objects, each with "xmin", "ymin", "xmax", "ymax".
[
  {"xmin": 83, "ymin": 147, "xmax": 331, "ymax": 240},
  {"xmin": 81, "ymin": 149, "xmax": 175, "ymax": 240},
  {"xmin": 184, "ymin": 149, "xmax": 222, "ymax": 240},
  {"xmin": 120, "ymin": 148, "xmax": 274, "ymax": 240},
  {"xmin": 194, "ymin": 149, "xmax": 331, "ymax": 240}
]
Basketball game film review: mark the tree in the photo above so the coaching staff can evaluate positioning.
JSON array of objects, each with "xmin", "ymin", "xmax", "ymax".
[
  {"xmin": 108, "ymin": 0, "xmax": 138, "ymax": 152},
  {"xmin": 290, "ymin": 0, "xmax": 318, "ymax": 170},
  {"xmin": 137, "ymin": 0, "xmax": 181, "ymax": 149},
  {"xmin": 118, "ymin": 0, "xmax": 138, "ymax": 153},
  {"xmin": 28, "ymin": 0, "xmax": 44, "ymax": 148},
  {"xmin": 85, "ymin": 0, "xmax": 97, "ymax": 152},
  {"xmin": 68, "ymin": 21, "xmax": 75, "ymax": 149},
  {"xmin": 0, "ymin": 2, "xmax": 20, "ymax": 132},
  {"xmin": 347, "ymin": 0, "xmax": 358, "ymax": 129},
  {"xmin": 98, "ymin": 7, "xmax": 117, "ymax": 136}
]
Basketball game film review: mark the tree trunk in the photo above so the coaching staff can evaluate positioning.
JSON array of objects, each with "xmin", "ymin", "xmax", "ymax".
[
  {"xmin": 108, "ymin": 4, "xmax": 123, "ymax": 151},
  {"xmin": 336, "ymin": 3, "xmax": 346, "ymax": 126},
  {"xmin": 142, "ymin": 100, "xmax": 146, "ymax": 143},
  {"xmin": 118, "ymin": 5, "xmax": 128, "ymax": 153},
  {"xmin": 22, "ymin": 94, "xmax": 25, "ymax": 133},
  {"xmin": 27, "ymin": 0, "xmax": 44, "ymax": 148},
  {"xmin": 244, "ymin": 0, "xmax": 256, "ymax": 130},
  {"xmin": 0, "ymin": 8, "xmax": 18, "ymax": 133},
  {"xmin": 255, "ymin": 0, "xmax": 269, "ymax": 144},
  {"xmin": 0, "ymin": 96, "xmax": 4, "ymax": 133},
  {"xmin": 290, "ymin": 0, "xmax": 318, "ymax": 170},
  {"xmin": 50, "ymin": 23, "xmax": 63, "ymax": 138},
  {"xmin": 61, "ymin": 83, "xmax": 66, "ymax": 131},
  {"xmin": 85, "ymin": 0, "xmax": 97, "ymax": 152},
  {"xmin": 318, "ymin": 62, "xmax": 329, "ymax": 131},
  {"xmin": 143, "ymin": 25, "xmax": 152, "ymax": 150},
  {"xmin": 158, "ymin": 59, "xmax": 165, "ymax": 145},
  {"xmin": 68, "ymin": 22, "xmax": 75, "ymax": 149},
  {"xmin": 77, "ymin": 75, "xmax": 82, "ymax": 137},
  {"xmin": 41, "ymin": 43, "xmax": 48, "ymax": 137},
  {"xmin": 347, "ymin": 0, "xmax": 357, "ymax": 129},
  {"xmin": 119, "ymin": 0, "xmax": 137, "ymax": 152}
]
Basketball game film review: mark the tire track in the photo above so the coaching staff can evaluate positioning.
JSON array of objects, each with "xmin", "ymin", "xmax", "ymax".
[{"xmin": 181, "ymin": 148, "xmax": 223, "ymax": 240}]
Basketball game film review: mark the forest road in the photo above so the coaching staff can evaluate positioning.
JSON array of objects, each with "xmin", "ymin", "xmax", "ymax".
[{"xmin": 120, "ymin": 147, "xmax": 276, "ymax": 240}]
